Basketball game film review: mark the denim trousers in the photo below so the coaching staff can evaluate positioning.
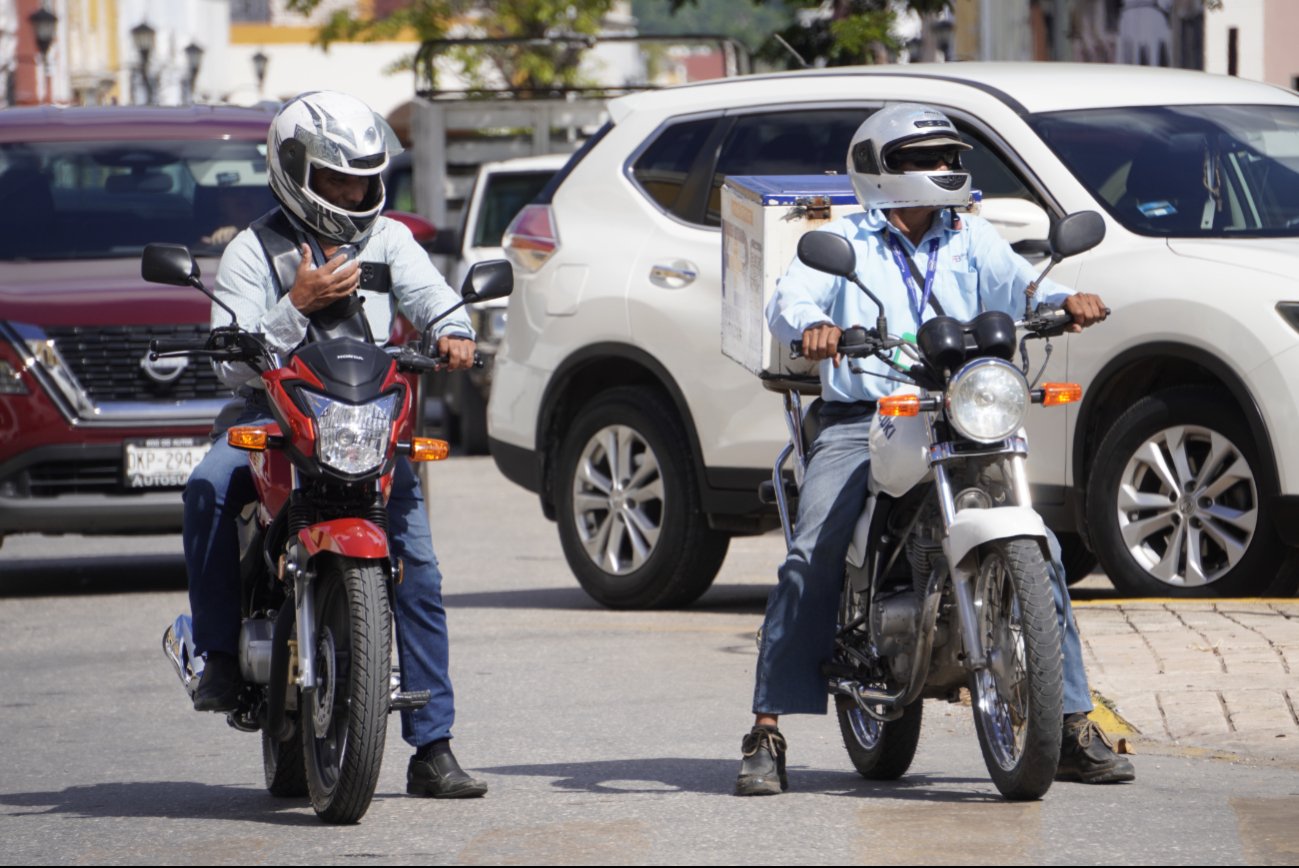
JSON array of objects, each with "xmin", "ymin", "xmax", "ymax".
[
  {"xmin": 752, "ymin": 401, "xmax": 1092, "ymax": 716},
  {"xmin": 183, "ymin": 399, "xmax": 455, "ymax": 747}
]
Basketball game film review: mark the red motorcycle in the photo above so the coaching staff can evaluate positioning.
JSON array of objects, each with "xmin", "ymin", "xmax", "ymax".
[{"xmin": 149, "ymin": 242, "xmax": 512, "ymax": 824}]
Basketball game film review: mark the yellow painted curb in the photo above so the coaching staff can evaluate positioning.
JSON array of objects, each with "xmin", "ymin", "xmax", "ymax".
[{"xmin": 1089, "ymin": 691, "xmax": 1138, "ymax": 736}]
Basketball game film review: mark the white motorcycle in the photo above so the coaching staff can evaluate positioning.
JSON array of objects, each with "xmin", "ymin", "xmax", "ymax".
[{"xmin": 765, "ymin": 212, "xmax": 1106, "ymax": 800}]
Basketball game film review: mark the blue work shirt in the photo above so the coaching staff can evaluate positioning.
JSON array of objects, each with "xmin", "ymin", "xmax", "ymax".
[
  {"xmin": 766, "ymin": 208, "xmax": 1072, "ymax": 404},
  {"xmin": 211, "ymin": 213, "xmax": 473, "ymax": 392}
]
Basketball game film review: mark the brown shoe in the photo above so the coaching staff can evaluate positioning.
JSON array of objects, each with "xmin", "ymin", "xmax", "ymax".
[
  {"xmin": 735, "ymin": 725, "xmax": 788, "ymax": 796},
  {"xmin": 1056, "ymin": 714, "xmax": 1135, "ymax": 784}
]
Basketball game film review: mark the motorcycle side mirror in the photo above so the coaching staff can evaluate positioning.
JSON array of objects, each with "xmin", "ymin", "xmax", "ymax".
[
  {"xmin": 141, "ymin": 242, "xmax": 240, "ymax": 326},
  {"xmin": 1048, "ymin": 211, "xmax": 1106, "ymax": 262},
  {"xmin": 1022, "ymin": 210, "xmax": 1106, "ymax": 317},
  {"xmin": 460, "ymin": 259, "xmax": 514, "ymax": 304},
  {"xmin": 142, "ymin": 243, "xmax": 201, "ymax": 287},
  {"xmin": 796, "ymin": 231, "xmax": 856, "ymax": 278}
]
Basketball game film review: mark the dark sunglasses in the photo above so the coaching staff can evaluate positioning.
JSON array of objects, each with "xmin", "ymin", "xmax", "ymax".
[{"xmin": 895, "ymin": 147, "xmax": 960, "ymax": 170}]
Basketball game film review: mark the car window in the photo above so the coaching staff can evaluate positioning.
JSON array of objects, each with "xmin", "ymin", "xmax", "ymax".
[
  {"xmin": 0, "ymin": 139, "xmax": 274, "ymax": 261},
  {"xmin": 1031, "ymin": 105, "xmax": 1299, "ymax": 237},
  {"xmin": 705, "ymin": 109, "xmax": 870, "ymax": 226},
  {"xmin": 954, "ymin": 125, "xmax": 1038, "ymax": 203},
  {"xmin": 630, "ymin": 117, "xmax": 720, "ymax": 220},
  {"xmin": 473, "ymin": 171, "xmax": 558, "ymax": 248}
]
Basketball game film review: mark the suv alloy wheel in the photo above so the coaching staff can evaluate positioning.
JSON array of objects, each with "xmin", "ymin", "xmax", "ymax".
[{"xmin": 555, "ymin": 386, "xmax": 729, "ymax": 608}]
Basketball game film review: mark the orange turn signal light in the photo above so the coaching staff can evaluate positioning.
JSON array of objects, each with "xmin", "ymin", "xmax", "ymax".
[
  {"xmin": 879, "ymin": 394, "xmax": 921, "ymax": 417},
  {"xmin": 1041, "ymin": 383, "xmax": 1083, "ymax": 406},
  {"xmin": 410, "ymin": 437, "xmax": 451, "ymax": 462},
  {"xmin": 227, "ymin": 426, "xmax": 270, "ymax": 451}
]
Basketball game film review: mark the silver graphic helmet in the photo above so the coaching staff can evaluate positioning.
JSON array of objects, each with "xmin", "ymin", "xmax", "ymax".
[
  {"xmin": 847, "ymin": 104, "xmax": 972, "ymax": 211},
  {"xmin": 266, "ymin": 91, "xmax": 403, "ymax": 244}
]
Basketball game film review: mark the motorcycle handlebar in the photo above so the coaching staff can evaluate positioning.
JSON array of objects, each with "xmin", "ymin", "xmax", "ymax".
[{"xmin": 149, "ymin": 337, "xmax": 208, "ymax": 357}]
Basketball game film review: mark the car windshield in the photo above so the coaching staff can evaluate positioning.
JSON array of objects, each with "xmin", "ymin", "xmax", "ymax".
[
  {"xmin": 1030, "ymin": 104, "xmax": 1299, "ymax": 237},
  {"xmin": 0, "ymin": 138, "xmax": 275, "ymax": 261}
]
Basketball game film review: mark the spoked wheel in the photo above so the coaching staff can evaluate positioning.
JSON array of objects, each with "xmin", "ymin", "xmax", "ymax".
[
  {"xmin": 301, "ymin": 555, "xmax": 392, "ymax": 824},
  {"xmin": 970, "ymin": 539, "xmax": 1063, "ymax": 801},
  {"xmin": 835, "ymin": 695, "xmax": 923, "ymax": 780},
  {"xmin": 262, "ymin": 717, "xmax": 307, "ymax": 797},
  {"xmin": 831, "ymin": 580, "xmax": 923, "ymax": 780}
]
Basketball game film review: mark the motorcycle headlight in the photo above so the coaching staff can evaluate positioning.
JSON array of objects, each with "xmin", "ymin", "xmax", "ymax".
[
  {"xmin": 302, "ymin": 390, "xmax": 401, "ymax": 475},
  {"xmin": 945, "ymin": 358, "xmax": 1028, "ymax": 444}
]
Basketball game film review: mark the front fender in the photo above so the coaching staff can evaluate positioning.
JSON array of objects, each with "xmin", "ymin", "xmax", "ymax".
[
  {"xmin": 298, "ymin": 519, "xmax": 389, "ymax": 559},
  {"xmin": 943, "ymin": 507, "xmax": 1047, "ymax": 570}
]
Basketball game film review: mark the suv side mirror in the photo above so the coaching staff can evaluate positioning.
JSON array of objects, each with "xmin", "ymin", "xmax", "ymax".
[
  {"xmin": 142, "ymin": 243, "xmax": 200, "ymax": 286},
  {"xmin": 796, "ymin": 231, "xmax": 856, "ymax": 278},
  {"xmin": 461, "ymin": 259, "xmax": 513, "ymax": 304}
]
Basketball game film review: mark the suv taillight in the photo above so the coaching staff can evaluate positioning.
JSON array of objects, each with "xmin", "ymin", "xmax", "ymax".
[{"xmin": 503, "ymin": 204, "xmax": 559, "ymax": 272}]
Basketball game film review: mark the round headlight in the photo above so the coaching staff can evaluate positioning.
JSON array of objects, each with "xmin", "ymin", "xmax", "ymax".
[{"xmin": 945, "ymin": 358, "xmax": 1028, "ymax": 443}]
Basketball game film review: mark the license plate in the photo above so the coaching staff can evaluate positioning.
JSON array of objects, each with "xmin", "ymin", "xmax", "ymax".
[{"xmin": 123, "ymin": 437, "xmax": 211, "ymax": 489}]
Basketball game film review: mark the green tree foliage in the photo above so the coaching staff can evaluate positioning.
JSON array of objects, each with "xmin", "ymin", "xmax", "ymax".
[
  {"xmin": 630, "ymin": 0, "xmax": 791, "ymax": 54},
  {"xmin": 284, "ymin": 0, "xmax": 618, "ymax": 93},
  {"xmin": 663, "ymin": 0, "xmax": 950, "ymax": 68}
]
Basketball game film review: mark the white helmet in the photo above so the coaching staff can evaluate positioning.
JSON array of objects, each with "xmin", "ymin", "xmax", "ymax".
[
  {"xmin": 847, "ymin": 103, "xmax": 972, "ymax": 211},
  {"xmin": 266, "ymin": 91, "xmax": 403, "ymax": 244}
]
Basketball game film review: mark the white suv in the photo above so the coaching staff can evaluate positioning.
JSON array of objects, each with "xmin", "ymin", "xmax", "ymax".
[{"xmin": 488, "ymin": 62, "xmax": 1299, "ymax": 606}]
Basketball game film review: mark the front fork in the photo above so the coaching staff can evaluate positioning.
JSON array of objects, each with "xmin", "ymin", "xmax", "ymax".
[{"xmin": 941, "ymin": 452, "xmax": 1035, "ymax": 674}]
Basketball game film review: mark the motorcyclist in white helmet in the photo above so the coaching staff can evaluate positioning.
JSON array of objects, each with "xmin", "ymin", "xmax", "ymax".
[
  {"xmin": 184, "ymin": 91, "xmax": 488, "ymax": 799},
  {"xmin": 736, "ymin": 103, "xmax": 1129, "ymax": 796}
]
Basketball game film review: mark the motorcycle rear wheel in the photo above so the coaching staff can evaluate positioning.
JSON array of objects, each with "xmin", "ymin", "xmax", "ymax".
[
  {"xmin": 263, "ymin": 718, "xmax": 307, "ymax": 798},
  {"xmin": 969, "ymin": 539, "xmax": 1063, "ymax": 801},
  {"xmin": 302, "ymin": 555, "xmax": 392, "ymax": 824},
  {"xmin": 834, "ymin": 695, "xmax": 923, "ymax": 780}
]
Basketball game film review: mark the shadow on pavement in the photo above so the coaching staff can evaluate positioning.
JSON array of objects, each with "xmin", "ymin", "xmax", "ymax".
[
  {"xmin": 479, "ymin": 757, "xmax": 1002, "ymax": 802},
  {"xmin": 0, "ymin": 554, "xmax": 187, "ymax": 597},
  {"xmin": 0, "ymin": 781, "xmax": 319, "ymax": 826},
  {"xmin": 443, "ymin": 584, "xmax": 770, "ymax": 614}
]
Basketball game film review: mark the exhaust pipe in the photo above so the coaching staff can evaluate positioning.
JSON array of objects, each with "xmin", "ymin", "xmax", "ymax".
[{"xmin": 162, "ymin": 614, "xmax": 201, "ymax": 699}]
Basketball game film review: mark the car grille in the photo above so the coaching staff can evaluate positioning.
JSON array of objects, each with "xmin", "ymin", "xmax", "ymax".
[
  {"xmin": 23, "ymin": 457, "xmax": 132, "ymax": 496},
  {"xmin": 45, "ymin": 325, "xmax": 231, "ymax": 403}
]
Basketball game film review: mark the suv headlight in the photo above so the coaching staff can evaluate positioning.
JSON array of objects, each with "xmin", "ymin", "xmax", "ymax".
[
  {"xmin": 945, "ymin": 358, "xmax": 1028, "ymax": 443},
  {"xmin": 302, "ymin": 390, "xmax": 401, "ymax": 475}
]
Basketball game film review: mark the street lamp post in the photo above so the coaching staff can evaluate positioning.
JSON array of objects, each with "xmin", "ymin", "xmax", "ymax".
[
  {"xmin": 252, "ymin": 50, "xmax": 268, "ymax": 99},
  {"xmin": 29, "ymin": 6, "xmax": 57, "ymax": 105},
  {"xmin": 131, "ymin": 21, "xmax": 155, "ymax": 105},
  {"xmin": 184, "ymin": 41, "xmax": 204, "ymax": 104}
]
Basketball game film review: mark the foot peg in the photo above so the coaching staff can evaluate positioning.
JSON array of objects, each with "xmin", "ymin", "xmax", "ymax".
[{"xmin": 390, "ymin": 689, "xmax": 431, "ymax": 712}]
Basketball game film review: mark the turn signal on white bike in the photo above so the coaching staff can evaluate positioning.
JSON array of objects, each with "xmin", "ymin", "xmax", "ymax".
[
  {"xmin": 879, "ymin": 394, "xmax": 921, "ymax": 417},
  {"xmin": 1038, "ymin": 382, "xmax": 1083, "ymax": 406},
  {"xmin": 409, "ymin": 437, "xmax": 451, "ymax": 462}
]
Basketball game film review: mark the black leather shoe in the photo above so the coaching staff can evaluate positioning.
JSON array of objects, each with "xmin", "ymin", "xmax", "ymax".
[
  {"xmin": 735, "ymin": 725, "xmax": 787, "ymax": 796},
  {"xmin": 192, "ymin": 652, "xmax": 242, "ymax": 712},
  {"xmin": 1056, "ymin": 714, "xmax": 1136, "ymax": 784},
  {"xmin": 407, "ymin": 749, "xmax": 489, "ymax": 799}
]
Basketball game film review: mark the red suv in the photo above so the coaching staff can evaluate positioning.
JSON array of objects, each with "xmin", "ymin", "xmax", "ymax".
[{"xmin": 0, "ymin": 105, "xmax": 278, "ymax": 546}]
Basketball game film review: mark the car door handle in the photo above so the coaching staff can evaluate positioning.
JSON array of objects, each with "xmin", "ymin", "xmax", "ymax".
[{"xmin": 650, "ymin": 263, "xmax": 697, "ymax": 287}]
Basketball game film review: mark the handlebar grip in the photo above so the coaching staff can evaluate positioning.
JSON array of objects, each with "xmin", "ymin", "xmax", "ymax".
[
  {"xmin": 791, "ymin": 340, "xmax": 803, "ymax": 358},
  {"xmin": 149, "ymin": 338, "xmax": 206, "ymax": 356}
]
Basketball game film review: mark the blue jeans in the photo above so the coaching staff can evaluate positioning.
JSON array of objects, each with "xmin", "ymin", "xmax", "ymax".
[
  {"xmin": 183, "ymin": 399, "xmax": 455, "ymax": 747},
  {"xmin": 752, "ymin": 401, "xmax": 1092, "ymax": 716}
]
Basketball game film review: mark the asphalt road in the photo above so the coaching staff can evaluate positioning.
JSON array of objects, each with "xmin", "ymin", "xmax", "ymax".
[{"xmin": 2, "ymin": 457, "xmax": 1297, "ymax": 865}]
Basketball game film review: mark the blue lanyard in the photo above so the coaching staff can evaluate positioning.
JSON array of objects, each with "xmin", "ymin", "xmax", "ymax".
[{"xmin": 887, "ymin": 233, "xmax": 941, "ymax": 326}]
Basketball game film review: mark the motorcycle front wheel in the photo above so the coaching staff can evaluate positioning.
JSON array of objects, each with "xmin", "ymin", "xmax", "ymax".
[
  {"xmin": 302, "ymin": 555, "xmax": 392, "ymax": 824},
  {"xmin": 834, "ymin": 695, "xmax": 923, "ymax": 780},
  {"xmin": 969, "ymin": 539, "xmax": 1063, "ymax": 801}
]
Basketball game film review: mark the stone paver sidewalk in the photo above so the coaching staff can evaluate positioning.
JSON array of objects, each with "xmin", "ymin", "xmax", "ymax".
[{"xmin": 1075, "ymin": 599, "xmax": 1299, "ymax": 763}]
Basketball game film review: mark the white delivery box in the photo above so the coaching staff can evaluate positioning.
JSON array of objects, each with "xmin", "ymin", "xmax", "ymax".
[{"xmin": 720, "ymin": 174, "xmax": 861, "ymax": 382}]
